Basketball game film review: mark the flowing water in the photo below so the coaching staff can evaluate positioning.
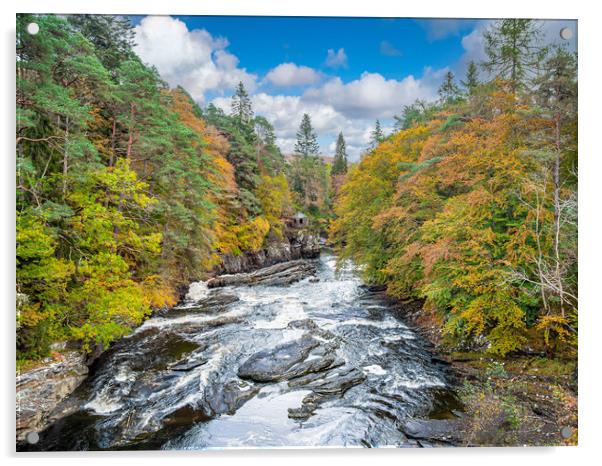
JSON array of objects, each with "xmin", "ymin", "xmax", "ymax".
[{"xmin": 31, "ymin": 252, "xmax": 460, "ymax": 450}]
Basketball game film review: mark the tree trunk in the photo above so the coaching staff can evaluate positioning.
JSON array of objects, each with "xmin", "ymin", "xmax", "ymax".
[
  {"xmin": 126, "ymin": 103, "xmax": 135, "ymax": 160},
  {"xmin": 62, "ymin": 117, "xmax": 69, "ymax": 198},
  {"xmin": 553, "ymin": 112, "xmax": 565, "ymax": 317}
]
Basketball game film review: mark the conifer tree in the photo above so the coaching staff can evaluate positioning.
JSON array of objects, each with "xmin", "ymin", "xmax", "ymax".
[
  {"xmin": 332, "ymin": 132, "xmax": 348, "ymax": 175},
  {"xmin": 483, "ymin": 19, "xmax": 547, "ymax": 90},
  {"xmin": 461, "ymin": 61, "xmax": 480, "ymax": 95},
  {"xmin": 369, "ymin": 120, "xmax": 385, "ymax": 149},
  {"xmin": 231, "ymin": 81, "xmax": 254, "ymax": 126},
  {"xmin": 438, "ymin": 71, "xmax": 461, "ymax": 103},
  {"xmin": 294, "ymin": 113, "xmax": 319, "ymax": 157}
]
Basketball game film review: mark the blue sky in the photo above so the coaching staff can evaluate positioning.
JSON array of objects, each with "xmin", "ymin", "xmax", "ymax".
[{"xmin": 131, "ymin": 16, "xmax": 577, "ymax": 160}]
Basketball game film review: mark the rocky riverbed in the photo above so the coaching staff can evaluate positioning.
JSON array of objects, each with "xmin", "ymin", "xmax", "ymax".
[{"xmin": 18, "ymin": 252, "xmax": 462, "ymax": 451}]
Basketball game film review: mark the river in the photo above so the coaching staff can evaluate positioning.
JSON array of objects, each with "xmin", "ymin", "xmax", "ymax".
[{"xmin": 30, "ymin": 251, "xmax": 460, "ymax": 450}]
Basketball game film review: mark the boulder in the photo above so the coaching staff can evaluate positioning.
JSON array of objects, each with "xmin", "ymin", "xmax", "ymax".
[
  {"xmin": 16, "ymin": 351, "xmax": 89, "ymax": 441},
  {"xmin": 208, "ymin": 260, "xmax": 317, "ymax": 288},
  {"xmin": 237, "ymin": 336, "xmax": 320, "ymax": 382}
]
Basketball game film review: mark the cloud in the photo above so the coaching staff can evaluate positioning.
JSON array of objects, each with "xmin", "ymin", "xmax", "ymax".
[
  {"xmin": 134, "ymin": 16, "xmax": 256, "ymax": 103},
  {"xmin": 379, "ymin": 41, "xmax": 402, "ymax": 57},
  {"xmin": 210, "ymin": 66, "xmax": 444, "ymax": 161},
  {"xmin": 417, "ymin": 19, "xmax": 475, "ymax": 42},
  {"xmin": 264, "ymin": 63, "xmax": 321, "ymax": 87},
  {"xmin": 302, "ymin": 70, "xmax": 441, "ymax": 119},
  {"xmin": 324, "ymin": 48, "xmax": 348, "ymax": 68}
]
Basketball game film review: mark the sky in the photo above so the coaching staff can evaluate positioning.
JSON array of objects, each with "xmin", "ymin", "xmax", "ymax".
[{"xmin": 130, "ymin": 16, "xmax": 577, "ymax": 161}]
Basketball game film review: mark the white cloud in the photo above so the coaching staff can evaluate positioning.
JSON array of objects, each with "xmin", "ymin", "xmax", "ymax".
[
  {"xmin": 210, "ymin": 66, "xmax": 443, "ymax": 162},
  {"xmin": 134, "ymin": 16, "xmax": 256, "ymax": 103},
  {"xmin": 302, "ymin": 70, "xmax": 441, "ymax": 119},
  {"xmin": 324, "ymin": 48, "xmax": 348, "ymax": 68},
  {"xmin": 264, "ymin": 63, "xmax": 321, "ymax": 87}
]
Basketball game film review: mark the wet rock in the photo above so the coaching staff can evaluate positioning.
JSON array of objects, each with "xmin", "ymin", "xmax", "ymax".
[
  {"xmin": 238, "ymin": 336, "xmax": 320, "ymax": 382},
  {"xmin": 159, "ymin": 292, "xmax": 240, "ymax": 318},
  {"xmin": 16, "ymin": 351, "xmax": 89, "ymax": 441},
  {"xmin": 161, "ymin": 403, "xmax": 212, "ymax": 427},
  {"xmin": 401, "ymin": 418, "xmax": 463, "ymax": 443},
  {"xmin": 207, "ymin": 260, "xmax": 317, "ymax": 288},
  {"xmin": 167, "ymin": 355, "xmax": 209, "ymax": 372},
  {"xmin": 307, "ymin": 367, "xmax": 366, "ymax": 395},
  {"xmin": 204, "ymin": 379, "xmax": 260, "ymax": 415}
]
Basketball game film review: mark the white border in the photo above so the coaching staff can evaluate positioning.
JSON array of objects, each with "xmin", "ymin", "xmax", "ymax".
[{"xmin": 2, "ymin": 1, "xmax": 600, "ymax": 465}]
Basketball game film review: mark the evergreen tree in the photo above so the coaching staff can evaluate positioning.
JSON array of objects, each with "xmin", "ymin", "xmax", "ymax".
[
  {"xmin": 369, "ymin": 120, "xmax": 385, "ymax": 149},
  {"xmin": 231, "ymin": 81, "xmax": 254, "ymax": 127},
  {"xmin": 68, "ymin": 15, "xmax": 135, "ymax": 76},
  {"xmin": 461, "ymin": 61, "xmax": 480, "ymax": 95},
  {"xmin": 294, "ymin": 113, "xmax": 319, "ymax": 157},
  {"xmin": 483, "ymin": 19, "xmax": 547, "ymax": 90},
  {"xmin": 332, "ymin": 132, "xmax": 348, "ymax": 175},
  {"xmin": 438, "ymin": 71, "xmax": 461, "ymax": 103}
]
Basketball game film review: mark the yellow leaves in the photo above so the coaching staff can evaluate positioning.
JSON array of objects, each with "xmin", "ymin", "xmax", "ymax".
[
  {"xmin": 536, "ymin": 315, "xmax": 572, "ymax": 348},
  {"xmin": 256, "ymin": 174, "xmax": 292, "ymax": 239},
  {"xmin": 141, "ymin": 275, "xmax": 178, "ymax": 309},
  {"xmin": 233, "ymin": 217, "xmax": 270, "ymax": 253}
]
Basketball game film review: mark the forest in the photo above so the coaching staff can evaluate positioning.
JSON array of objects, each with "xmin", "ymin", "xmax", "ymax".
[
  {"xmin": 16, "ymin": 14, "xmax": 577, "ymax": 368},
  {"xmin": 16, "ymin": 14, "xmax": 332, "ymax": 362},
  {"xmin": 331, "ymin": 21, "xmax": 577, "ymax": 357}
]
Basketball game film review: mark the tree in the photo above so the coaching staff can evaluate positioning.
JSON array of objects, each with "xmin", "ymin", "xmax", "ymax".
[
  {"xmin": 369, "ymin": 120, "xmax": 385, "ymax": 149},
  {"xmin": 529, "ymin": 47, "xmax": 578, "ymax": 329},
  {"xmin": 438, "ymin": 71, "xmax": 461, "ymax": 103},
  {"xmin": 394, "ymin": 100, "xmax": 436, "ymax": 130},
  {"xmin": 332, "ymin": 132, "xmax": 348, "ymax": 175},
  {"xmin": 294, "ymin": 113, "xmax": 319, "ymax": 157},
  {"xmin": 254, "ymin": 116, "xmax": 285, "ymax": 175},
  {"xmin": 231, "ymin": 81, "xmax": 254, "ymax": 127},
  {"xmin": 67, "ymin": 15, "xmax": 135, "ymax": 77},
  {"xmin": 482, "ymin": 19, "xmax": 547, "ymax": 90},
  {"xmin": 461, "ymin": 61, "xmax": 480, "ymax": 95}
]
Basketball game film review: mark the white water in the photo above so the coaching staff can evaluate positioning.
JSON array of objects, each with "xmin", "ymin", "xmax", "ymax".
[{"xmin": 36, "ymin": 252, "xmax": 457, "ymax": 450}]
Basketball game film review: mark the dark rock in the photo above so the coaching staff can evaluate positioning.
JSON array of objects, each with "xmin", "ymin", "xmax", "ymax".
[
  {"xmin": 213, "ymin": 232, "xmax": 320, "ymax": 275},
  {"xmin": 164, "ymin": 292, "xmax": 240, "ymax": 317},
  {"xmin": 307, "ymin": 367, "xmax": 366, "ymax": 395},
  {"xmin": 237, "ymin": 336, "xmax": 320, "ymax": 382},
  {"xmin": 401, "ymin": 418, "xmax": 463, "ymax": 443},
  {"xmin": 161, "ymin": 403, "xmax": 212, "ymax": 427},
  {"xmin": 204, "ymin": 379, "xmax": 260, "ymax": 415},
  {"xmin": 16, "ymin": 351, "xmax": 89, "ymax": 441},
  {"xmin": 208, "ymin": 260, "xmax": 317, "ymax": 288}
]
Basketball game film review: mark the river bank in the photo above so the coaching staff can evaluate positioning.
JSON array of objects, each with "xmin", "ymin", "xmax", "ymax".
[{"xmin": 391, "ymin": 299, "xmax": 578, "ymax": 446}]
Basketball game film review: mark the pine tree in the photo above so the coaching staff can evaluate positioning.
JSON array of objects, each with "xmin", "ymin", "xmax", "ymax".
[
  {"xmin": 369, "ymin": 120, "xmax": 385, "ymax": 149},
  {"xmin": 461, "ymin": 61, "xmax": 480, "ymax": 95},
  {"xmin": 68, "ymin": 15, "xmax": 135, "ymax": 76},
  {"xmin": 483, "ymin": 19, "xmax": 547, "ymax": 90},
  {"xmin": 438, "ymin": 71, "xmax": 461, "ymax": 103},
  {"xmin": 231, "ymin": 81, "xmax": 254, "ymax": 126},
  {"xmin": 332, "ymin": 132, "xmax": 348, "ymax": 175},
  {"xmin": 294, "ymin": 113, "xmax": 319, "ymax": 157}
]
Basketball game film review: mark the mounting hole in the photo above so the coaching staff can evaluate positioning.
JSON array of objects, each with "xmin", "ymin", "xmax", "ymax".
[
  {"xmin": 26, "ymin": 22, "xmax": 39, "ymax": 35},
  {"xmin": 25, "ymin": 431, "xmax": 39, "ymax": 444},
  {"xmin": 560, "ymin": 426, "xmax": 573, "ymax": 439},
  {"xmin": 559, "ymin": 27, "xmax": 573, "ymax": 40}
]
